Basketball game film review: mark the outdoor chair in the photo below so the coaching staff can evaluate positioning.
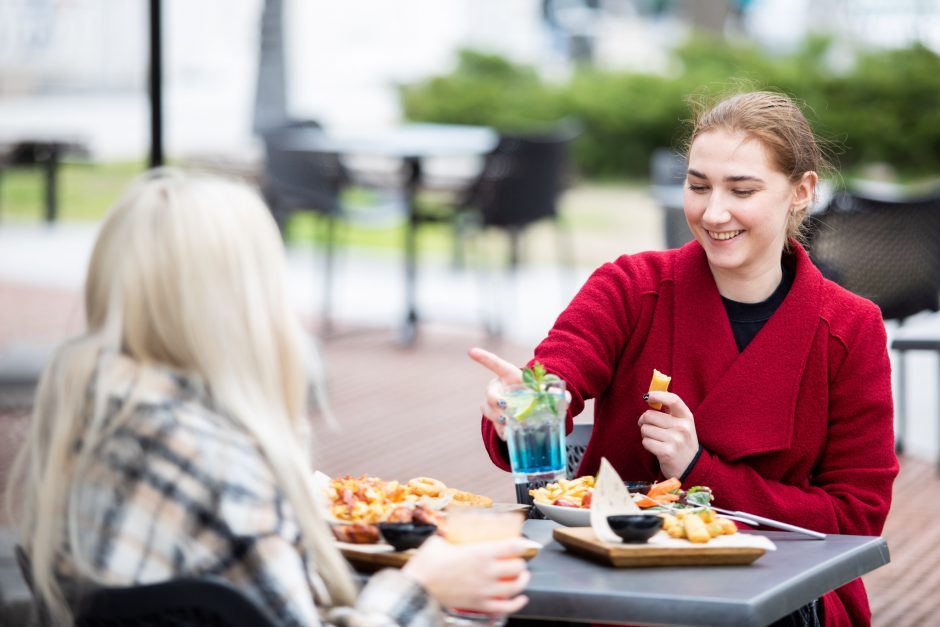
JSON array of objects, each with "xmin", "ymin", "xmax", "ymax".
[
  {"xmin": 72, "ymin": 577, "xmax": 281, "ymax": 627},
  {"xmin": 514, "ymin": 422, "xmax": 593, "ymax": 515},
  {"xmin": 805, "ymin": 190, "xmax": 940, "ymax": 453},
  {"xmin": 16, "ymin": 546, "xmax": 280, "ymax": 627},
  {"xmin": 650, "ymin": 147, "xmax": 692, "ymax": 249},
  {"xmin": 262, "ymin": 121, "xmax": 350, "ymax": 333},
  {"xmin": 434, "ymin": 124, "xmax": 579, "ymax": 335}
]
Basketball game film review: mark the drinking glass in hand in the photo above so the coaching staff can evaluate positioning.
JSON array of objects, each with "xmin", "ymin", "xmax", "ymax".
[
  {"xmin": 501, "ymin": 378, "xmax": 568, "ymax": 486},
  {"xmin": 443, "ymin": 509, "xmax": 526, "ymax": 627}
]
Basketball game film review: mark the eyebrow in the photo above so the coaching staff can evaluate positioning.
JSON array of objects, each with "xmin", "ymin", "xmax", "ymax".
[{"xmin": 686, "ymin": 168, "xmax": 766, "ymax": 184}]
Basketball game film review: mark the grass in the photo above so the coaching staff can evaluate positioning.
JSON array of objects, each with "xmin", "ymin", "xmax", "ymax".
[
  {"xmin": 0, "ymin": 161, "xmax": 583, "ymax": 262},
  {"xmin": 0, "ymin": 160, "xmax": 672, "ymax": 270},
  {"xmin": 0, "ymin": 160, "xmax": 146, "ymax": 222}
]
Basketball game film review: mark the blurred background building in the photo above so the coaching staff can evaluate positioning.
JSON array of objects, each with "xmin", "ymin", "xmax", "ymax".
[{"xmin": 3, "ymin": 0, "xmax": 940, "ymax": 160}]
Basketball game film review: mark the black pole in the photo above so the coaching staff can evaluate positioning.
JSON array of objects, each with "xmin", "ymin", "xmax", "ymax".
[{"xmin": 148, "ymin": 0, "xmax": 164, "ymax": 168}]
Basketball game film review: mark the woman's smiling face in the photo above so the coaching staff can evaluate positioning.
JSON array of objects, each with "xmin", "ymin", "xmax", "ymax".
[{"xmin": 684, "ymin": 129, "xmax": 808, "ymax": 285}]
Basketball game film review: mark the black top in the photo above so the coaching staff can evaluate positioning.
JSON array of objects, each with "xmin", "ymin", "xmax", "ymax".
[{"xmin": 721, "ymin": 258, "xmax": 795, "ymax": 352}]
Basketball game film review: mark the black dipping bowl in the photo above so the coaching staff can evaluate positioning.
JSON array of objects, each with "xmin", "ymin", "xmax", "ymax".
[
  {"xmin": 624, "ymin": 481, "xmax": 652, "ymax": 494},
  {"xmin": 606, "ymin": 514, "xmax": 663, "ymax": 543},
  {"xmin": 376, "ymin": 522, "xmax": 437, "ymax": 552}
]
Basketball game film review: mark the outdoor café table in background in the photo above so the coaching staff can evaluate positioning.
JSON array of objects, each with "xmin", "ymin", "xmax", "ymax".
[
  {"xmin": 283, "ymin": 123, "xmax": 498, "ymax": 345},
  {"xmin": 0, "ymin": 136, "xmax": 91, "ymax": 223},
  {"xmin": 514, "ymin": 520, "xmax": 889, "ymax": 626}
]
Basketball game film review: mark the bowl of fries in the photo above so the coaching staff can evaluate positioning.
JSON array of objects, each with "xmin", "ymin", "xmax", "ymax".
[
  {"xmin": 533, "ymin": 501, "xmax": 592, "ymax": 526},
  {"xmin": 529, "ymin": 476, "xmax": 595, "ymax": 527}
]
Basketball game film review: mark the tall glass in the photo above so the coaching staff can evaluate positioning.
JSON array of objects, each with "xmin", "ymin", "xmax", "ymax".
[
  {"xmin": 443, "ymin": 509, "xmax": 526, "ymax": 627},
  {"xmin": 501, "ymin": 380, "xmax": 568, "ymax": 486}
]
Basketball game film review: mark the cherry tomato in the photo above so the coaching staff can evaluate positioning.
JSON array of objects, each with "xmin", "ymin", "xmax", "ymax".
[{"xmin": 581, "ymin": 490, "xmax": 593, "ymax": 509}]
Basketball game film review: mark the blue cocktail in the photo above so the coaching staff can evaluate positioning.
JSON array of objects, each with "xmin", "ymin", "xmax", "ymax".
[{"xmin": 502, "ymin": 378, "xmax": 567, "ymax": 485}]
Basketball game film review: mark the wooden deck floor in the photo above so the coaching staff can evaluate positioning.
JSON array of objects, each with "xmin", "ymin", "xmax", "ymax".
[{"xmin": 1, "ymin": 282, "xmax": 939, "ymax": 626}]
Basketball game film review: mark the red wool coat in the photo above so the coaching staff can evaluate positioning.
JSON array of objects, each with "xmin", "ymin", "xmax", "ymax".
[{"xmin": 483, "ymin": 241, "xmax": 898, "ymax": 626}]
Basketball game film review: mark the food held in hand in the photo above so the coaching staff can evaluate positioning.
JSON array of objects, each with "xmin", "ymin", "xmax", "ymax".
[{"xmin": 646, "ymin": 368, "xmax": 672, "ymax": 410}]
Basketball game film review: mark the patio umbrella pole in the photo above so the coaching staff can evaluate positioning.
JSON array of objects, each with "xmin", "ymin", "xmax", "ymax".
[{"xmin": 148, "ymin": 0, "xmax": 164, "ymax": 168}]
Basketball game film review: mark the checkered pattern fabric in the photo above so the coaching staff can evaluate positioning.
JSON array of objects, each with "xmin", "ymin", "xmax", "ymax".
[{"xmin": 56, "ymin": 355, "xmax": 440, "ymax": 627}]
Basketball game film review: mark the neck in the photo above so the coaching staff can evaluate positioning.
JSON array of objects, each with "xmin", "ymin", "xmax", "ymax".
[{"xmin": 710, "ymin": 259, "xmax": 783, "ymax": 303}]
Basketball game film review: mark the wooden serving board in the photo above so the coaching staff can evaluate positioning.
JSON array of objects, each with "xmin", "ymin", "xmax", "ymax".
[
  {"xmin": 340, "ymin": 542, "xmax": 540, "ymax": 573},
  {"xmin": 553, "ymin": 527, "xmax": 766, "ymax": 567}
]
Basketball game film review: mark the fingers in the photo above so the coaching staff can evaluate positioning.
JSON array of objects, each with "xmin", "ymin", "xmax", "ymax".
[
  {"xmin": 644, "ymin": 391, "xmax": 691, "ymax": 419},
  {"xmin": 469, "ymin": 347, "xmax": 523, "ymax": 383},
  {"xmin": 480, "ymin": 594, "xmax": 530, "ymax": 616},
  {"xmin": 481, "ymin": 400, "xmax": 507, "ymax": 441}
]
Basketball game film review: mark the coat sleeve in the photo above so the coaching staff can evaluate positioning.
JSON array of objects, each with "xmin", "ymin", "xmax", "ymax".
[
  {"xmin": 481, "ymin": 259, "xmax": 640, "ymax": 469},
  {"xmin": 683, "ymin": 306, "xmax": 898, "ymax": 536}
]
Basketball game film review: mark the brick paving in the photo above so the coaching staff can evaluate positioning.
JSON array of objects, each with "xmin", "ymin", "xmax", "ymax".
[{"xmin": 1, "ymin": 281, "xmax": 939, "ymax": 626}]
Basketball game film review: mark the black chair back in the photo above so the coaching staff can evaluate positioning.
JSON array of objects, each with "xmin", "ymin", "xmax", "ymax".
[
  {"xmin": 805, "ymin": 191, "xmax": 940, "ymax": 321},
  {"xmin": 469, "ymin": 128, "xmax": 575, "ymax": 230},
  {"xmin": 261, "ymin": 122, "xmax": 347, "ymax": 229},
  {"xmin": 74, "ymin": 577, "xmax": 280, "ymax": 627}
]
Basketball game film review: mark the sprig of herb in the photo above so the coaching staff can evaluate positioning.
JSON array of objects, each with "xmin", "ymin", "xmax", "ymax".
[
  {"xmin": 683, "ymin": 486, "xmax": 714, "ymax": 508},
  {"xmin": 521, "ymin": 361, "xmax": 562, "ymax": 416}
]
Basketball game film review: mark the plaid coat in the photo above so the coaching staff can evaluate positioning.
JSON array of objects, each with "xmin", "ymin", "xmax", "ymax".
[{"xmin": 58, "ymin": 355, "xmax": 440, "ymax": 627}]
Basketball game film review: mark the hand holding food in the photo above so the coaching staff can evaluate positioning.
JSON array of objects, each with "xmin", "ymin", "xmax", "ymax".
[{"xmin": 638, "ymin": 373, "xmax": 699, "ymax": 479}]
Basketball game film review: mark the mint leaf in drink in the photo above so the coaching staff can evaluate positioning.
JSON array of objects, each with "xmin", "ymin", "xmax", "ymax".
[{"xmin": 518, "ymin": 362, "xmax": 562, "ymax": 418}]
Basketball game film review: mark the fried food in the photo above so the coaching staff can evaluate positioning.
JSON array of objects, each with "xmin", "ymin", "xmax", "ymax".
[
  {"xmin": 445, "ymin": 488, "xmax": 494, "ymax": 508},
  {"xmin": 331, "ymin": 523, "xmax": 381, "ymax": 544},
  {"xmin": 407, "ymin": 476, "xmax": 447, "ymax": 497},
  {"xmin": 647, "ymin": 369, "xmax": 672, "ymax": 410},
  {"xmin": 659, "ymin": 510, "xmax": 737, "ymax": 543},
  {"xmin": 529, "ymin": 476, "xmax": 595, "ymax": 507},
  {"xmin": 327, "ymin": 474, "xmax": 492, "ymax": 529},
  {"xmin": 328, "ymin": 475, "xmax": 416, "ymax": 524}
]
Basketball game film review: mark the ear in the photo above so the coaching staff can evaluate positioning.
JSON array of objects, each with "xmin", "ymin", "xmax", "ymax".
[{"xmin": 792, "ymin": 171, "xmax": 818, "ymax": 211}]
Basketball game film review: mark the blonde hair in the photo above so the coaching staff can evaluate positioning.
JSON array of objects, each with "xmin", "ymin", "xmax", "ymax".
[
  {"xmin": 5, "ymin": 169, "xmax": 356, "ymax": 623},
  {"xmin": 686, "ymin": 90, "xmax": 831, "ymax": 245}
]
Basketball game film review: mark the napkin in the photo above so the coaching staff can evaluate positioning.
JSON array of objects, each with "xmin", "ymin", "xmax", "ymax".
[{"xmin": 589, "ymin": 458, "xmax": 642, "ymax": 543}]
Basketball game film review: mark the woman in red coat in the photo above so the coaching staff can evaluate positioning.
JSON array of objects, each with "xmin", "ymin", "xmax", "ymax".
[{"xmin": 471, "ymin": 91, "xmax": 898, "ymax": 626}]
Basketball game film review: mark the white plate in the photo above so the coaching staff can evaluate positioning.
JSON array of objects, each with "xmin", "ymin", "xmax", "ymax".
[{"xmin": 533, "ymin": 501, "xmax": 591, "ymax": 527}]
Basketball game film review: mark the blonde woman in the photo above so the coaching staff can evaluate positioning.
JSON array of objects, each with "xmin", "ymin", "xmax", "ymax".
[{"xmin": 6, "ymin": 170, "xmax": 530, "ymax": 626}]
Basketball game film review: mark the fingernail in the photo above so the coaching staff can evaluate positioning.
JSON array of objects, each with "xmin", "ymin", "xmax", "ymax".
[
  {"xmin": 642, "ymin": 393, "xmax": 649, "ymax": 401},
  {"xmin": 497, "ymin": 399, "xmax": 507, "ymax": 409}
]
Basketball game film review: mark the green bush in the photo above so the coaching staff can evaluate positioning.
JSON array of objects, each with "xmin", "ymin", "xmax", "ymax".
[{"xmin": 399, "ymin": 37, "xmax": 940, "ymax": 180}]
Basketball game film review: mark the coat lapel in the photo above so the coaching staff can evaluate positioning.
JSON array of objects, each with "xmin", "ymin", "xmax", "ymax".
[{"xmin": 673, "ymin": 243, "xmax": 823, "ymax": 461}]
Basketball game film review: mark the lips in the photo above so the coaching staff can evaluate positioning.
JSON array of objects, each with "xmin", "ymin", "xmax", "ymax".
[{"xmin": 707, "ymin": 229, "xmax": 743, "ymax": 241}]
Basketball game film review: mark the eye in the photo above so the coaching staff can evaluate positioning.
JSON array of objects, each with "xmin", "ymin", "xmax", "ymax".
[
  {"xmin": 732, "ymin": 189, "xmax": 756, "ymax": 198},
  {"xmin": 687, "ymin": 184, "xmax": 709, "ymax": 193}
]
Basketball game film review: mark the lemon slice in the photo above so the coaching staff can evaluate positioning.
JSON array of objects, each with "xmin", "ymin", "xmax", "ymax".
[{"xmin": 514, "ymin": 397, "xmax": 538, "ymax": 421}]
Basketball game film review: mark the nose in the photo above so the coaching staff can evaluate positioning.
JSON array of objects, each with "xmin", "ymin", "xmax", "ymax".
[{"xmin": 701, "ymin": 190, "xmax": 731, "ymax": 226}]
